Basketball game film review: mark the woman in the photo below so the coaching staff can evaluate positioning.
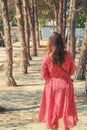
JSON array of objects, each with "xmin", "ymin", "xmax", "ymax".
[{"xmin": 38, "ymin": 32, "xmax": 78, "ymax": 130}]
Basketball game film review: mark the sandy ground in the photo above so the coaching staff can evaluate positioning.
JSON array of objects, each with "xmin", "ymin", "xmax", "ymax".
[{"xmin": 0, "ymin": 41, "xmax": 87, "ymax": 130}]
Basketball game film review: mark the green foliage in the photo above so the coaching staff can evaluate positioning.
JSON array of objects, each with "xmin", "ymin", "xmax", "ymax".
[
  {"xmin": 38, "ymin": 0, "xmax": 54, "ymax": 20},
  {"xmin": 9, "ymin": 11, "xmax": 17, "ymax": 26},
  {"xmin": 76, "ymin": 13, "xmax": 86, "ymax": 28},
  {"xmin": 37, "ymin": 0, "xmax": 54, "ymax": 28},
  {"xmin": 39, "ymin": 18, "xmax": 49, "ymax": 28}
]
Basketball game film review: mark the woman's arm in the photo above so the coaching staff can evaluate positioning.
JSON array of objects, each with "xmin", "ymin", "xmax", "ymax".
[
  {"xmin": 69, "ymin": 54, "xmax": 76, "ymax": 76},
  {"xmin": 41, "ymin": 55, "xmax": 50, "ymax": 80}
]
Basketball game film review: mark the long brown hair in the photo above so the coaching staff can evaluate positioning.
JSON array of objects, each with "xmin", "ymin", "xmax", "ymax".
[{"xmin": 47, "ymin": 32, "xmax": 65, "ymax": 65}]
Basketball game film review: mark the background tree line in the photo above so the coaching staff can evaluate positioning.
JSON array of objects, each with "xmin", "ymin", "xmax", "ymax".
[{"xmin": 0, "ymin": 0, "xmax": 87, "ymax": 87}]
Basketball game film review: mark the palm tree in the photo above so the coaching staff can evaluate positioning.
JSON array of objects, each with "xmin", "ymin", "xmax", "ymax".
[{"xmin": 1, "ymin": 0, "xmax": 17, "ymax": 86}]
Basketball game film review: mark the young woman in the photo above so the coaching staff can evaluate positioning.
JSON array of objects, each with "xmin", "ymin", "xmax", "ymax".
[{"xmin": 38, "ymin": 32, "xmax": 78, "ymax": 130}]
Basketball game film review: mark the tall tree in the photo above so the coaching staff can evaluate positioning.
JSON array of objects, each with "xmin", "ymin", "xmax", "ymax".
[
  {"xmin": 30, "ymin": 0, "xmax": 37, "ymax": 56},
  {"xmin": 67, "ymin": 0, "xmax": 77, "ymax": 58},
  {"xmin": 15, "ymin": 0, "xmax": 28, "ymax": 73},
  {"xmin": 58, "ymin": 0, "xmax": 63, "ymax": 35},
  {"xmin": 23, "ymin": 0, "xmax": 31, "ymax": 62},
  {"xmin": 34, "ymin": 0, "xmax": 40, "ymax": 47},
  {"xmin": 75, "ymin": 0, "xmax": 87, "ymax": 95},
  {"xmin": 83, "ymin": 19, "xmax": 87, "ymax": 95},
  {"xmin": 1, "ymin": 0, "xmax": 17, "ymax": 86},
  {"xmin": 53, "ymin": 0, "xmax": 59, "ymax": 32},
  {"xmin": 62, "ymin": 0, "xmax": 67, "ymax": 42}
]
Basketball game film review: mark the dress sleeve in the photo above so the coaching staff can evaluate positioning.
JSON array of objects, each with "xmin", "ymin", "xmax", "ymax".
[
  {"xmin": 69, "ymin": 54, "xmax": 76, "ymax": 76},
  {"xmin": 41, "ymin": 55, "xmax": 50, "ymax": 80}
]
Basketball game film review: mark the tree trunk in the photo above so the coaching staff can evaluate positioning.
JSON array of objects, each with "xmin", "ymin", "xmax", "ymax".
[
  {"xmin": 70, "ymin": 0, "xmax": 76, "ymax": 58},
  {"xmin": 23, "ymin": 0, "xmax": 31, "ymax": 62},
  {"xmin": 85, "ymin": 56, "xmax": 87, "ymax": 95},
  {"xmin": 15, "ymin": 0, "xmax": 28, "ymax": 73},
  {"xmin": 75, "ymin": 55, "xmax": 86, "ymax": 80},
  {"xmin": 75, "ymin": 20, "xmax": 87, "ymax": 95},
  {"xmin": 53, "ymin": 1, "xmax": 59, "ymax": 32},
  {"xmin": 67, "ymin": 0, "xmax": 76, "ymax": 58},
  {"xmin": 62, "ymin": 0, "xmax": 67, "ymax": 42},
  {"xmin": 84, "ymin": 19, "xmax": 87, "ymax": 95},
  {"xmin": 34, "ymin": 0, "xmax": 40, "ymax": 48},
  {"xmin": 67, "ymin": 0, "xmax": 73, "ymax": 51},
  {"xmin": 1, "ymin": 0, "xmax": 17, "ymax": 86},
  {"xmin": 58, "ymin": 0, "xmax": 63, "ymax": 35},
  {"xmin": 29, "ymin": 0, "xmax": 37, "ymax": 56},
  {"xmin": 84, "ymin": 19, "xmax": 87, "ymax": 42},
  {"xmin": 26, "ymin": 0, "xmax": 33, "ymax": 60},
  {"xmin": 54, "ymin": 9, "xmax": 58, "ymax": 32}
]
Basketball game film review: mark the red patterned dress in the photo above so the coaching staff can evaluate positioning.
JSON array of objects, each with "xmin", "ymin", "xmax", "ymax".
[{"xmin": 38, "ymin": 51, "xmax": 78, "ymax": 129}]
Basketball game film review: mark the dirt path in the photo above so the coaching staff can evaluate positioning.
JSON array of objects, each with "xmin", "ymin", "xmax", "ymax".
[{"xmin": 0, "ymin": 41, "xmax": 87, "ymax": 130}]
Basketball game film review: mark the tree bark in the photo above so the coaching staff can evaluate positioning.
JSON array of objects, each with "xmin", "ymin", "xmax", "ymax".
[
  {"xmin": 67, "ymin": 0, "xmax": 76, "ymax": 58},
  {"xmin": 23, "ymin": 0, "xmax": 31, "ymax": 62},
  {"xmin": 58, "ymin": 0, "xmax": 63, "ymax": 35},
  {"xmin": 75, "ymin": 20, "xmax": 87, "ymax": 95},
  {"xmin": 62, "ymin": 0, "xmax": 67, "ymax": 42},
  {"xmin": 85, "ymin": 56, "xmax": 87, "ymax": 95},
  {"xmin": 1, "ymin": 0, "xmax": 17, "ymax": 86},
  {"xmin": 27, "ymin": 0, "xmax": 37, "ymax": 56},
  {"xmin": 15, "ymin": 0, "xmax": 28, "ymax": 73},
  {"xmin": 53, "ymin": 0, "xmax": 59, "ymax": 32},
  {"xmin": 75, "ymin": 47, "xmax": 87, "ymax": 95},
  {"xmin": 31, "ymin": 0, "xmax": 37, "ymax": 56},
  {"xmin": 70, "ymin": 0, "xmax": 76, "ymax": 58},
  {"xmin": 84, "ymin": 19, "xmax": 87, "ymax": 95},
  {"xmin": 34, "ymin": 0, "xmax": 40, "ymax": 48}
]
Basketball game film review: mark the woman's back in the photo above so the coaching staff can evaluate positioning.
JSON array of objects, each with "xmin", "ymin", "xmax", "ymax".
[{"xmin": 41, "ymin": 51, "xmax": 76, "ymax": 80}]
